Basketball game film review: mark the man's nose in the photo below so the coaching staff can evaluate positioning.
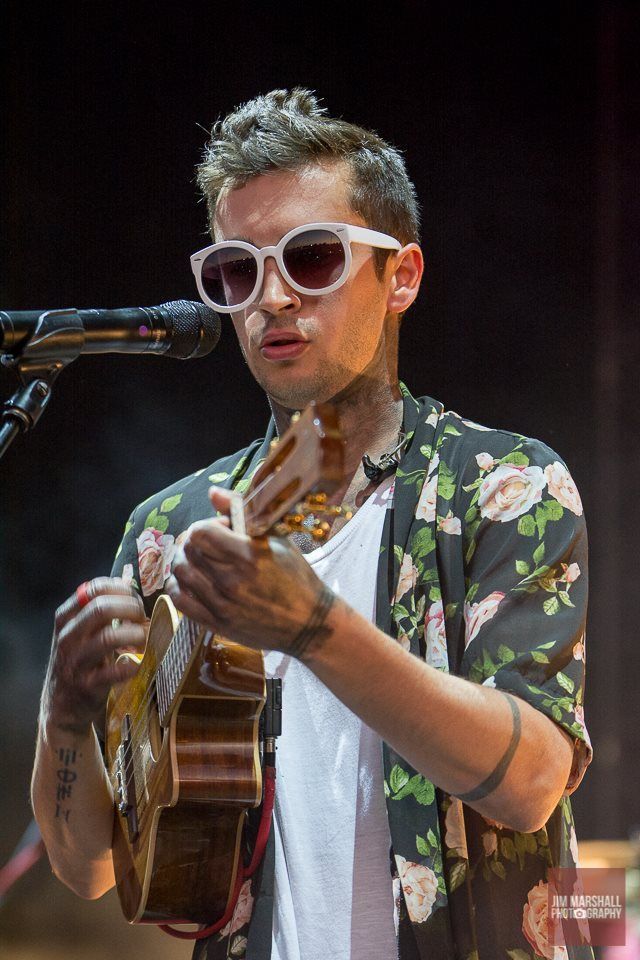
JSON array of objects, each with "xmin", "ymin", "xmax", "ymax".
[{"xmin": 256, "ymin": 257, "xmax": 301, "ymax": 312}]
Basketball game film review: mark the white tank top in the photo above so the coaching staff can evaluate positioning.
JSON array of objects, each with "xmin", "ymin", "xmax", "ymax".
[{"xmin": 263, "ymin": 475, "xmax": 398, "ymax": 960}]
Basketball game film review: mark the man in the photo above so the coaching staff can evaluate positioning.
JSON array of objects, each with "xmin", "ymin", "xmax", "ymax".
[{"xmin": 31, "ymin": 89, "xmax": 592, "ymax": 960}]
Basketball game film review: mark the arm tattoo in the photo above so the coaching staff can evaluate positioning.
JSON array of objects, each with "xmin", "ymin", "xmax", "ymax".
[
  {"xmin": 457, "ymin": 692, "xmax": 522, "ymax": 803},
  {"xmin": 288, "ymin": 585, "xmax": 336, "ymax": 662},
  {"xmin": 54, "ymin": 746, "xmax": 78, "ymax": 822}
]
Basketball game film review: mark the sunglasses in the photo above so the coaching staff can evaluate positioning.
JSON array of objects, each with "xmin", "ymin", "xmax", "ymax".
[{"xmin": 190, "ymin": 222, "xmax": 401, "ymax": 313}]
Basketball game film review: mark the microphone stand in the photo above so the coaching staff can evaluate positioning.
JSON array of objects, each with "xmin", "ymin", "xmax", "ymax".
[{"xmin": 0, "ymin": 309, "xmax": 84, "ymax": 461}]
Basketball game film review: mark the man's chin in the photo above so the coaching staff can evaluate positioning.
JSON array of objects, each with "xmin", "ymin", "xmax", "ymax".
[{"xmin": 257, "ymin": 369, "xmax": 336, "ymax": 412}]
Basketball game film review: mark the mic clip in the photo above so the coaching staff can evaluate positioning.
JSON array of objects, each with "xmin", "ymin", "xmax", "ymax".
[{"xmin": 362, "ymin": 432, "xmax": 407, "ymax": 484}]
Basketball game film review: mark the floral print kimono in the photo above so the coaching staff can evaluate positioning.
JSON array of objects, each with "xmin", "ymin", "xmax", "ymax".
[{"xmin": 112, "ymin": 384, "xmax": 593, "ymax": 960}]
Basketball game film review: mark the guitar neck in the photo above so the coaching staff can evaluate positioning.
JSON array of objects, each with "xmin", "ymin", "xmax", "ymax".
[{"xmin": 156, "ymin": 615, "xmax": 204, "ymax": 726}]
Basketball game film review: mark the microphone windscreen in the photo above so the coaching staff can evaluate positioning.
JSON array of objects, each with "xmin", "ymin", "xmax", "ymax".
[{"xmin": 160, "ymin": 300, "xmax": 221, "ymax": 359}]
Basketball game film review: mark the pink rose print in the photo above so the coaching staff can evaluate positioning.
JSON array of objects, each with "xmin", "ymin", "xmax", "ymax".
[
  {"xmin": 438, "ymin": 512, "xmax": 461, "ymax": 535},
  {"xmin": 544, "ymin": 461, "xmax": 583, "ymax": 516},
  {"xmin": 464, "ymin": 591, "xmax": 505, "ymax": 646},
  {"xmin": 481, "ymin": 830, "xmax": 498, "ymax": 856},
  {"xmin": 444, "ymin": 799, "xmax": 468, "ymax": 859},
  {"xmin": 561, "ymin": 562, "xmax": 581, "ymax": 584},
  {"xmin": 424, "ymin": 600, "xmax": 448, "ymax": 669},
  {"xmin": 522, "ymin": 880, "xmax": 569, "ymax": 959},
  {"xmin": 220, "ymin": 879, "xmax": 253, "ymax": 936},
  {"xmin": 395, "ymin": 856, "xmax": 438, "ymax": 923},
  {"xmin": 137, "ymin": 527, "xmax": 175, "ymax": 597},
  {"xmin": 478, "ymin": 463, "xmax": 546, "ymax": 522},
  {"xmin": 397, "ymin": 552, "xmax": 418, "ymax": 600},
  {"xmin": 475, "ymin": 452, "xmax": 496, "ymax": 471},
  {"xmin": 415, "ymin": 473, "xmax": 437, "ymax": 523}
]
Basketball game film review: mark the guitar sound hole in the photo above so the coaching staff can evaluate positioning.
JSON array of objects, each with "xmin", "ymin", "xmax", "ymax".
[{"xmin": 148, "ymin": 689, "xmax": 164, "ymax": 762}]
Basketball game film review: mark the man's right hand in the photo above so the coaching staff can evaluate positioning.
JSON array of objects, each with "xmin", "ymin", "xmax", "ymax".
[{"xmin": 42, "ymin": 577, "xmax": 147, "ymax": 735}]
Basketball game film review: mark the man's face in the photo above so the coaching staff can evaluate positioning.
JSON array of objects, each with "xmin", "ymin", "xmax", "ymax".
[{"xmin": 213, "ymin": 163, "xmax": 396, "ymax": 411}]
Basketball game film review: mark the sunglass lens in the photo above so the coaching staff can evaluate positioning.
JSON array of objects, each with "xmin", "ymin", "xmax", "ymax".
[
  {"xmin": 283, "ymin": 230, "xmax": 345, "ymax": 290},
  {"xmin": 201, "ymin": 248, "xmax": 258, "ymax": 308}
]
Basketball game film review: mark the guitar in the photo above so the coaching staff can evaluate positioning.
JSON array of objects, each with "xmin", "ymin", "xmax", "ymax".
[{"xmin": 105, "ymin": 403, "xmax": 344, "ymax": 925}]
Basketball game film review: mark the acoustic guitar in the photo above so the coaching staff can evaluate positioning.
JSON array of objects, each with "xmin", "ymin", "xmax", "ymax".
[{"xmin": 105, "ymin": 403, "xmax": 344, "ymax": 925}]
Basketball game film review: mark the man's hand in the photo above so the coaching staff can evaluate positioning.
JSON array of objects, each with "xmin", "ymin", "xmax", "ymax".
[
  {"xmin": 42, "ymin": 577, "xmax": 147, "ymax": 735},
  {"xmin": 166, "ymin": 487, "xmax": 336, "ymax": 660}
]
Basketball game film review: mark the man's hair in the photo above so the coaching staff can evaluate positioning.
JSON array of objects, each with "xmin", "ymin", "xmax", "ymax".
[{"xmin": 196, "ymin": 88, "xmax": 420, "ymax": 277}]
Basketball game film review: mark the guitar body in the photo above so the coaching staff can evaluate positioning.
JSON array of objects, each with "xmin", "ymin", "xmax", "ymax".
[{"xmin": 105, "ymin": 595, "xmax": 265, "ymax": 924}]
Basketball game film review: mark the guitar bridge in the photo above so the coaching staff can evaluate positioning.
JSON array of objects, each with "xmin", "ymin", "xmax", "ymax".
[{"xmin": 115, "ymin": 714, "xmax": 139, "ymax": 842}]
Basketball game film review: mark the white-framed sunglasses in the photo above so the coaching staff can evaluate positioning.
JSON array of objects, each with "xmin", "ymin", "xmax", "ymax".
[{"xmin": 190, "ymin": 222, "xmax": 402, "ymax": 313}]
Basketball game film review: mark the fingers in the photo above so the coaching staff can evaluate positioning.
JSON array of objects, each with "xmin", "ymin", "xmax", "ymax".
[
  {"xmin": 55, "ymin": 576, "xmax": 142, "ymax": 632},
  {"xmin": 208, "ymin": 486, "xmax": 233, "ymax": 516},
  {"xmin": 165, "ymin": 574, "xmax": 219, "ymax": 632},
  {"xmin": 74, "ymin": 621, "xmax": 147, "ymax": 672},
  {"xmin": 183, "ymin": 517, "xmax": 246, "ymax": 565}
]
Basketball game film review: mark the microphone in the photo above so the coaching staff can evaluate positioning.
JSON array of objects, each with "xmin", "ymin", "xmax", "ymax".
[{"xmin": 0, "ymin": 300, "xmax": 221, "ymax": 360}]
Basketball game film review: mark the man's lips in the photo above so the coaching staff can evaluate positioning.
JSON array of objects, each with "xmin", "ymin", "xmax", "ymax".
[{"xmin": 259, "ymin": 330, "xmax": 310, "ymax": 361}]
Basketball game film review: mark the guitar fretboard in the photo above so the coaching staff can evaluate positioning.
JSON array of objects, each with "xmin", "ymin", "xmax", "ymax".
[{"xmin": 156, "ymin": 616, "xmax": 200, "ymax": 724}]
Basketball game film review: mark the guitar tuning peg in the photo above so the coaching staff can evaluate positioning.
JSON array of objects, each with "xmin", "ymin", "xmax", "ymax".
[
  {"xmin": 269, "ymin": 438, "xmax": 280, "ymax": 450},
  {"xmin": 290, "ymin": 411, "xmax": 301, "ymax": 423}
]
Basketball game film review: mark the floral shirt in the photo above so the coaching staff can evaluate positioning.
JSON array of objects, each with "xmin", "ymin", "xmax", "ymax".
[{"xmin": 111, "ymin": 384, "xmax": 593, "ymax": 960}]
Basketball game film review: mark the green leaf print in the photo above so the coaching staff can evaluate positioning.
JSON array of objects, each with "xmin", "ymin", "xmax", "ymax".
[
  {"xmin": 412, "ymin": 527, "xmax": 436, "ymax": 560},
  {"xmin": 558, "ymin": 590, "xmax": 575, "ymax": 607},
  {"xmin": 556, "ymin": 672, "xmax": 575, "ymax": 694},
  {"xmin": 144, "ymin": 507, "xmax": 170, "ymax": 533},
  {"xmin": 530, "ymin": 650, "xmax": 550, "ymax": 663},
  {"xmin": 517, "ymin": 515, "xmax": 536, "ymax": 537},
  {"xmin": 416, "ymin": 834, "xmax": 429, "ymax": 856},
  {"xmin": 543, "ymin": 596, "xmax": 561, "ymax": 616},
  {"xmin": 465, "ymin": 582, "xmax": 479, "ymax": 603},
  {"xmin": 160, "ymin": 494, "xmax": 182, "ymax": 513},
  {"xmin": 392, "ymin": 774, "xmax": 435, "ymax": 805},
  {"xmin": 506, "ymin": 950, "xmax": 532, "ymax": 960},
  {"xmin": 532, "ymin": 542, "xmax": 545, "ymax": 565},
  {"xmin": 449, "ymin": 860, "xmax": 467, "ymax": 892},
  {"xmin": 392, "ymin": 603, "xmax": 411, "ymax": 620},
  {"xmin": 444, "ymin": 423, "xmax": 462, "ymax": 436},
  {"xmin": 500, "ymin": 837, "xmax": 517, "ymax": 862},
  {"xmin": 389, "ymin": 765, "xmax": 409, "ymax": 793},
  {"xmin": 144, "ymin": 507, "xmax": 159, "ymax": 528},
  {"xmin": 437, "ymin": 462, "xmax": 458, "ymax": 500},
  {"xmin": 515, "ymin": 560, "xmax": 530, "ymax": 575},
  {"xmin": 208, "ymin": 471, "xmax": 230, "ymax": 483},
  {"xmin": 499, "ymin": 451, "xmax": 529, "ymax": 466}
]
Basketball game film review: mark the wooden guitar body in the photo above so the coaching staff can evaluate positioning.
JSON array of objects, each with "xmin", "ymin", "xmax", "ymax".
[{"xmin": 105, "ymin": 596, "xmax": 265, "ymax": 924}]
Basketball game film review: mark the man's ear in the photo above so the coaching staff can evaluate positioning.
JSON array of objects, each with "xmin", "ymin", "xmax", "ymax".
[{"xmin": 386, "ymin": 244, "xmax": 424, "ymax": 315}]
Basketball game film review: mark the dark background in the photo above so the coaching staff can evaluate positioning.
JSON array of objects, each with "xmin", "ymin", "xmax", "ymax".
[{"xmin": 1, "ymin": 2, "xmax": 638, "ymax": 956}]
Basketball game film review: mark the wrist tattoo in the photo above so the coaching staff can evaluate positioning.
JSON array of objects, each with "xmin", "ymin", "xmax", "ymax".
[
  {"xmin": 288, "ymin": 586, "xmax": 336, "ymax": 662},
  {"xmin": 457, "ymin": 692, "xmax": 522, "ymax": 803}
]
